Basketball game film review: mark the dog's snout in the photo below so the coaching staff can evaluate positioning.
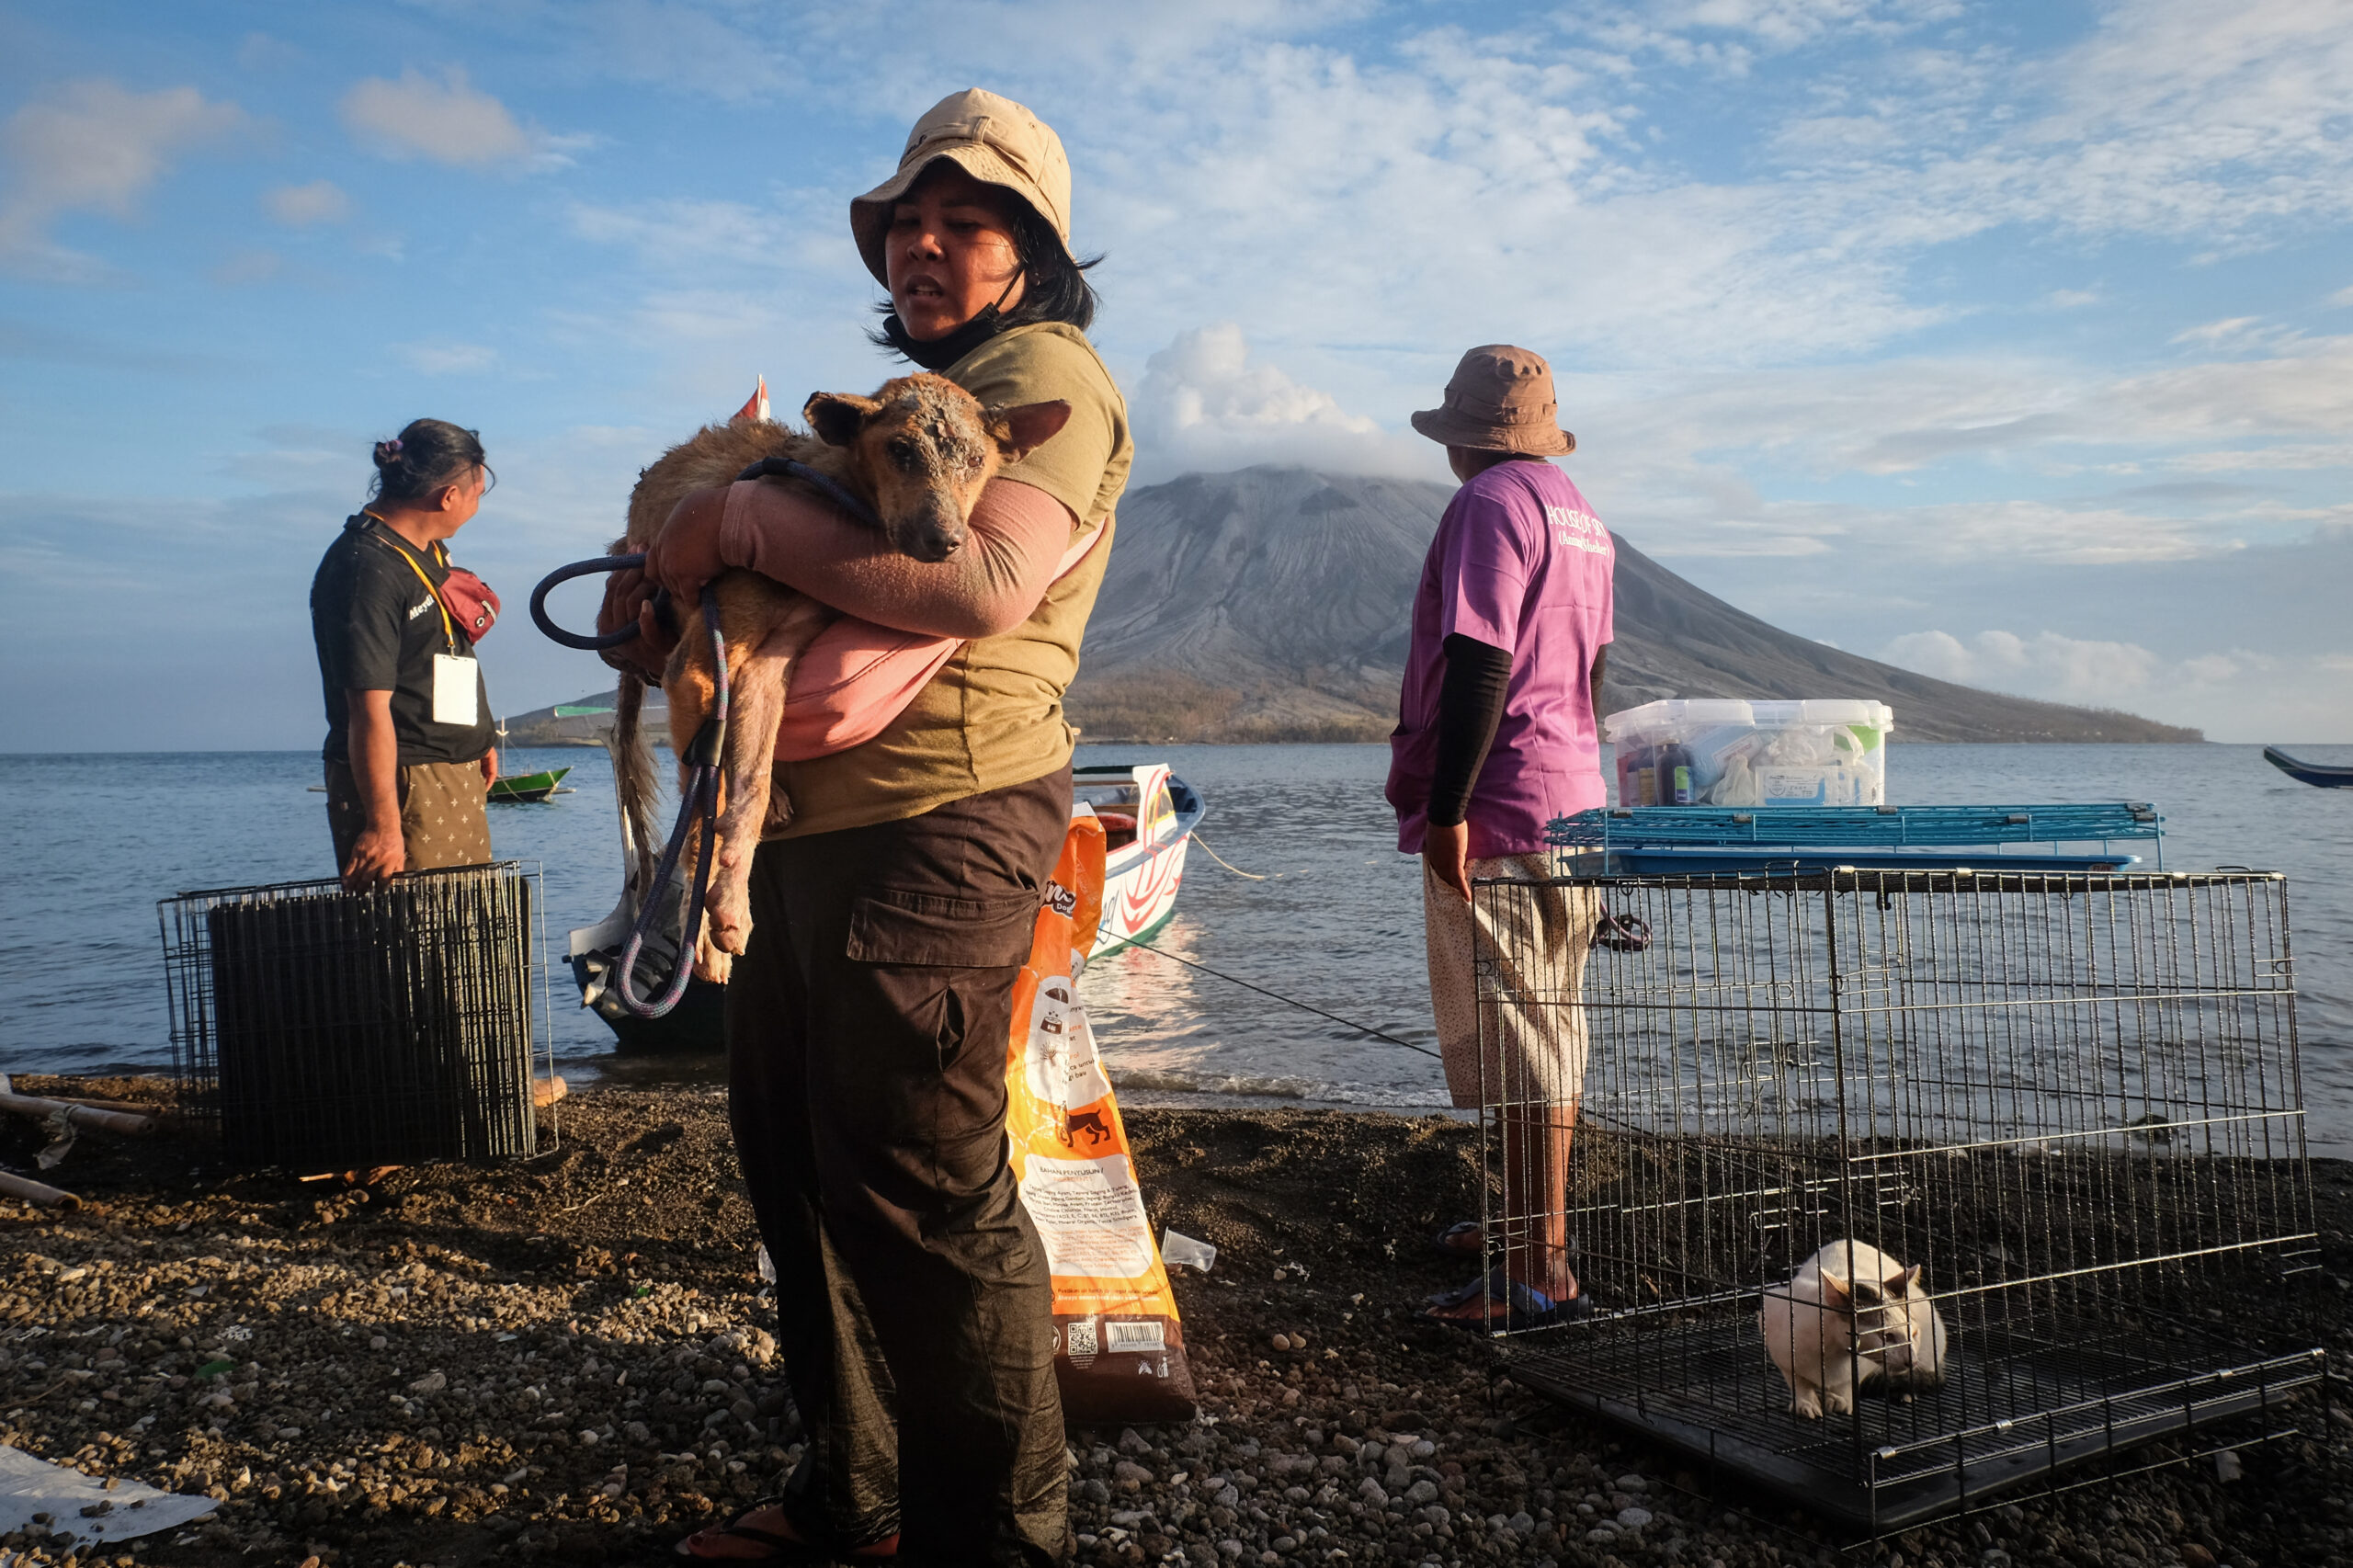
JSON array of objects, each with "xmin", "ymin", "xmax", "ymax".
[{"xmin": 892, "ymin": 503, "xmax": 966, "ymax": 563}]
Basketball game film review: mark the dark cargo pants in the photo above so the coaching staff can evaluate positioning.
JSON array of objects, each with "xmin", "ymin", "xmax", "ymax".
[{"xmin": 725, "ymin": 767, "xmax": 1071, "ymax": 1565}]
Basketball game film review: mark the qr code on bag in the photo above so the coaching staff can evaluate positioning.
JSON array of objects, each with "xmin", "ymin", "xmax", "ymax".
[{"xmin": 1064, "ymin": 1318, "xmax": 1098, "ymax": 1358}]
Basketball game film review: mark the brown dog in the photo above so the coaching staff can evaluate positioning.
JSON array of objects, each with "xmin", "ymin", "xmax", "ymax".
[{"xmin": 611, "ymin": 374, "xmax": 1069, "ymax": 984}]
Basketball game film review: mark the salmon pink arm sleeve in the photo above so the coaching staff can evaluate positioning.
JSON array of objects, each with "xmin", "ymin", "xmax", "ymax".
[{"xmin": 718, "ymin": 474, "xmax": 1076, "ymax": 639}]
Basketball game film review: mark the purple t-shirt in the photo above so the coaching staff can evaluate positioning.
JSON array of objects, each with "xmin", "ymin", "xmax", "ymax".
[{"xmin": 1387, "ymin": 460, "xmax": 1614, "ymax": 858}]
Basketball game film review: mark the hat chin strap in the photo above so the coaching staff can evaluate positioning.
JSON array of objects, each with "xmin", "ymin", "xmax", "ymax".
[{"xmin": 882, "ymin": 267, "xmax": 1026, "ymax": 371}]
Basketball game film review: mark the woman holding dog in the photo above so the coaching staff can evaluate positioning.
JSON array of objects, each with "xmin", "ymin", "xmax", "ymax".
[{"xmin": 601, "ymin": 90, "xmax": 1129, "ymax": 1566}]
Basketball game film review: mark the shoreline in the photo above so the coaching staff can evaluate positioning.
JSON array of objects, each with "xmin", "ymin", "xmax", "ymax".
[{"xmin": 5, "ymin": 1078, "xmax": 2350, "ymax": 1568}]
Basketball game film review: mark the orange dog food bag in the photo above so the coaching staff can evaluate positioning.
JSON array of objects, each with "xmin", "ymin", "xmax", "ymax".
[{"xmin": 1005, "ymin": 811, "xmax": 1198, "ymax": 1423}]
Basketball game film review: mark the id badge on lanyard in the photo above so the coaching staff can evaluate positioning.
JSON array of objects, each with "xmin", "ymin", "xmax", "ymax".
[
  {"xmin": 375, "ymin": 527, "xmax": 480, "ymax": 729},
  {"xmin": 432, "ymin": 653, "xmax": 480, "ymax": 726}
]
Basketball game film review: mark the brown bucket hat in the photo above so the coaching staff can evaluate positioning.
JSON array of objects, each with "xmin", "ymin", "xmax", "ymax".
[
  {"xmin": 1410, "ymin": 345, "xmax": 1575, "ymax": 456},
  {"xmin": 850, "ymin": 88, "xmax": 1073, "ymax": 286}
]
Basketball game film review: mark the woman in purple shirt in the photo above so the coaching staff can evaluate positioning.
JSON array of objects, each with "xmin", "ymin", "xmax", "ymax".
[{"xmin": 1384, "ymin": 344, "xmax": 1612, "ymax": 1329}]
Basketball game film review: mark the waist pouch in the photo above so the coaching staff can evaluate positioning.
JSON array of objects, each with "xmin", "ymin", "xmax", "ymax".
[{"xmin": 438, "ymin": 568, "xmax": 501, "ymax": 644}]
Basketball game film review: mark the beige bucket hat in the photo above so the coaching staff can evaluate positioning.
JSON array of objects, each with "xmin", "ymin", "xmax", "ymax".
[
  {"xmin": 850, "ymin": 88, "xmax": 1073, "ymax": 286},
  {"xmin": 1410, "ymin": 344, "xmax": 1575, "ymax": 456}
]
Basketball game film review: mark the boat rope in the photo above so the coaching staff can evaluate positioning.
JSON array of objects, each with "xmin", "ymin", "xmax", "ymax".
[
  {"xmin": 1188, "ymin": 833, "xmax": 1270, "ymax": 881},
  {"xmin": 1123, "ymin": 941, "xmax": 1440, "ymax": 1061}
]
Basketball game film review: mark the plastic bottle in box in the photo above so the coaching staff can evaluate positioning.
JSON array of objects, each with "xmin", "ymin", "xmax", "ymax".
[{"xmin": 1604, "ymin": 699, "xmax": 1893, "ymax": 807}]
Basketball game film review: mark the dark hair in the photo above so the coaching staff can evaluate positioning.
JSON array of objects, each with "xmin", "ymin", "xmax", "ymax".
[
  {"xmin": 369, "ymin": 418, "xmax": 492, "ymax": 506},
  {"xmin": 868, "ymin": 166, "xmax": 1103, "ymax": 347},
  {"xmin": 1004, "ymin": 200, "xmax": 1103, "ymax": 331}
]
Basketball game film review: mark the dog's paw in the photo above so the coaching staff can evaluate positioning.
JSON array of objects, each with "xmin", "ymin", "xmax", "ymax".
[
  {"xmin": 762, "ymin": 789, "xmax": 796, "ymax": 836},
  {"xmin": 1790, "ymin": 1391, "xmax": 1823, "ymax": 1420},
  {"xmin": 691, "ymin": 933, "xmax": 734, "ymax": 985},
  {"xmin": 1824, "ymin": 1389, "xmax": 1855, "ymax": 1415},
  {"xmin": 707, "ymin": 881, "xmax": 754, "ymax": 956}
]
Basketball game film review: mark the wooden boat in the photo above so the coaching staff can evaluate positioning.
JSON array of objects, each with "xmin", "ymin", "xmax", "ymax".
[
  {"xmin": 2263, "ymin": 746, "xmax": 2353, "ymax": 789},
  {"xmin": 565, "ymin": 755, "xmax": 1204, "ymax": 1053},
  {"xmin": 487, "ymin": 767, "xmax": 573, "ymax": 803},
  {"xmin": 1076, "ymin": 763, "xmax": 1205, "ymax": 953}
]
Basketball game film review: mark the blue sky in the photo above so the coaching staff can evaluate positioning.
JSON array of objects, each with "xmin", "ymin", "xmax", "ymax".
[{"xmin": 2, "ymin": 0, "xmax": 2347, "ymax": 749}]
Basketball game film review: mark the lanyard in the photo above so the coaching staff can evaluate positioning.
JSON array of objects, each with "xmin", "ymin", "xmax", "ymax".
[{"xmin": 362, "ymin": 515, "xmax": 460, "ymax": 655}]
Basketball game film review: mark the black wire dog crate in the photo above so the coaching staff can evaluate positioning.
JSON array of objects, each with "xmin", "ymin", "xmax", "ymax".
[
  {"xmin": 160, "ymin": 864, "xmax": 551, "ymax": 1170},
  {"xmin": 1471, "ymin": 866, "xmax": 2323, "ymax": 1532}
]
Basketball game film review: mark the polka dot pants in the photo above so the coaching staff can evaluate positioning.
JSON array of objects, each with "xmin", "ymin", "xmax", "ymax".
[{"xmin": 325, "ymin": 757, "xmax": 493, "ymax": 875}]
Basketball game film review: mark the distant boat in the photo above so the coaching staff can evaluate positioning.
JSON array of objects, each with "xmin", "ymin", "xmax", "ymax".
[
  {"xmin": 305, "ymin": 769, "xmax": 573, "ymax": 801},
  {"xmin": 487, "ymin": 767, "xmax": 573, "ymax": 803},
  {"xmin": 2263, "ymin": 746, "xmax": 2353, "ymax": 789}
]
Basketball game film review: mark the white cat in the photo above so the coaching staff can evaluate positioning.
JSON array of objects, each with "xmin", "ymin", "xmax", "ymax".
[{"xmin": 1760, "ymin": 1239, "xmax": 1949, "ymax": 1419}]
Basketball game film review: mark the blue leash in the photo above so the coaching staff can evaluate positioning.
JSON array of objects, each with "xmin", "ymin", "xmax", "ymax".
[
  {"xmin": 604, "ymin": 580, "xmax": 725, "ymax": 1018},
  {"xmin": 527, "ymin": 565, "xmax": 724, "ymax": 1018},
  {"xmin": 525, "ymin": 457, "xmax": 879, "ymax": 653},
  {"xmin": 526, "ymin": 457, "xmax": 879, "ymax": 1017}
]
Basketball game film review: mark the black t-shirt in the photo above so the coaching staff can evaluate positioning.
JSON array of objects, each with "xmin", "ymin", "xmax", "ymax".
[{"xmin": 311, "ymin": 515, "xmax": 494, "ymax": 765}]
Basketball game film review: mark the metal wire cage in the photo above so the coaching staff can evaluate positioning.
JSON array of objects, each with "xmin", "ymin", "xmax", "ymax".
[
  {"xmin": 1471, "ymin": 867, "xmax": 2324, "ymax": 1532},
  {"xmin": 159, "ymin": 863, "xmax": 553, "ymax": 1169}
]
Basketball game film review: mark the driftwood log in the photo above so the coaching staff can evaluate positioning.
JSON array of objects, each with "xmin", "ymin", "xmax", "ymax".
[
  {"xmin": 0, "ymin": 1170, "xmax": 80, "ymax": 1209},
  {"xmin": 0, "ymin": 1086, "xmax": 153, "ymax": 1137}
]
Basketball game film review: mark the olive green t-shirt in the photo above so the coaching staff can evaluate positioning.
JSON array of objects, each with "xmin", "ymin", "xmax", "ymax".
[{"xmin": 772, "ymin": 322, "xmax": 1133, "ymax": 836}]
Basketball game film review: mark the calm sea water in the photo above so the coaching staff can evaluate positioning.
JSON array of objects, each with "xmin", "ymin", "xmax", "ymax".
[{"xmin": 4, "ymin": 743, "xmax": 2347, "ymax": 1154}]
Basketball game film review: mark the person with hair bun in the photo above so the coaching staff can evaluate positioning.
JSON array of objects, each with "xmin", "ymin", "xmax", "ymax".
[{"xmin": 310, "ymin": 417, "xmax": 500, "ymax": 889}]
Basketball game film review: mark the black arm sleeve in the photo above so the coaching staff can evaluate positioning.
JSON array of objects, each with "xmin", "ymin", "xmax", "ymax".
[{"xmin": 1427, "ymin": 632, "xmax": 1511, "ymax": 828}]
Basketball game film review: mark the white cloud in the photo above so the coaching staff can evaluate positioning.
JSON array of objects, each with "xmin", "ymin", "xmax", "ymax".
[
  {"xmin": 567, "ymin": 198, "xmax": 821, "ymax": 270},
  {"xmin": 2170, "ymin": 316, "xmax": 2266, "ymax": 347},
  {"xmin": 1882, "ymin": 628, "xmax": 2163, "ymax": 701},
  {"xmin": 265, "ymin": 179, "xmax": 350, "ymax": 227},
  {"xmin": 1130, "ymin": 324, "xmax": 1421, "ymax": 481},
  {"xmin": 398, "ymin": 341, "xmax": 500, "ymax": 375},
  {"xmin": 2165, "ymin": 315, "xmax": 2304, "ymax": 354},
  {"xmin": 210, "ymin": 248, "xmax": 281, "ymax": 287},
  {"xmin": 517, "ymin": 2, "xmax": 2353, "ymax": 392},
  {"xmin": 1584, "ymin": 0, "xmax": 1951, "ymax": 62},
  {"xmin": 2046, "ymin": 289, "xmax": 2100, "ymax": 309},
  {"xmin": 1096, "ymin": 320, "xmax": 2353, "ymax": 564},
  {"xmin": 2328, "ymin": 283, "xmax": 2353, "ymax": 307},
  {"xmin": 1552, "ymin": 335, "xmax": 2353, "ymax": 559},
  {"xmin": 340, "ymin": 69, "xmax": 539, "ymax": 167},
  {"xmin": 1877, "ymin": 629, "xmax": 2353, "ymax": 740},
  {"xmin": 236, "ymin": 32, "xmax": 303, "ymax": 72},
  {"xmin": 0, "ymin": 80, "xmax": 245, "ymax": 281},
  {"xmin": 472, "ymin": 0, "xmax": 2353, "ymax": 387}
]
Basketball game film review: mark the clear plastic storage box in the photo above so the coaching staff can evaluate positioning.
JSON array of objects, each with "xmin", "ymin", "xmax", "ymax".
[{"xmin": 1605, "ymin": 699, "xmax": 1893, "ymax": 808}]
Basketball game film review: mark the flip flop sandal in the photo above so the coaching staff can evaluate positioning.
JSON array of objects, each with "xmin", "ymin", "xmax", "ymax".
[
  {"xmin": 1432, "ymin": 1220, "xmax": 1483, "ymax": 1257},
  {"xmin": 672, "ymin": 1522, "xmax": 825, "ymax": 1563},
  {"xmin": 1422, "ymin": 1268, "xmax": 1596, "ymax": 1334},
  {"xmin": 674, "ymin": 1499, "xmax": 894, "ymax": 1563}
]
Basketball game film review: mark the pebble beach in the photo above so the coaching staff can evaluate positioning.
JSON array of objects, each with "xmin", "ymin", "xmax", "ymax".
[{"xmin": 5, "ymin": 1077, "xmax": 2351, "ymax": 1568}]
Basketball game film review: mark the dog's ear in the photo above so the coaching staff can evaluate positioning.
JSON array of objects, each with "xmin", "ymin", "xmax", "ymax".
[
  {"xmin": 1893, "ymin": 1263, "xmax": 1925, "ymax": 1295},
  {"xmin": 1819, "ymin": 1272, "xmax": 1853, "ymax": 1311},
  {"xmin": 805, "ymin": 392, "xmax": 882, "ymax": 449},
  {"xmin": 985, "ymin": 400, "xmax": 1073, "ymax": 461}
]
